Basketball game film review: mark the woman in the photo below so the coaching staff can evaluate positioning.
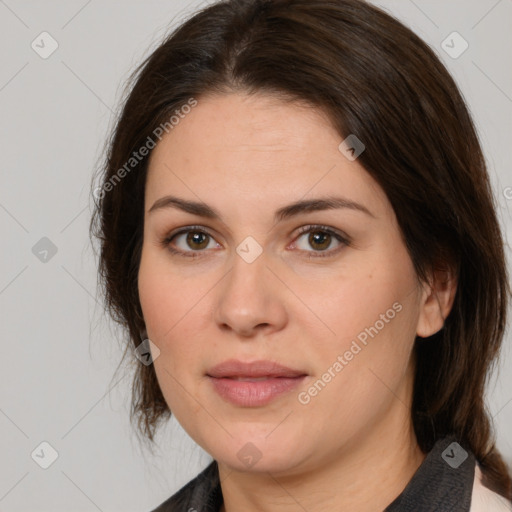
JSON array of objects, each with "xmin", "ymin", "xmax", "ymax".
[{"xmin": 90, "ymin": 0, "xmax": 512, "ymax": 510}]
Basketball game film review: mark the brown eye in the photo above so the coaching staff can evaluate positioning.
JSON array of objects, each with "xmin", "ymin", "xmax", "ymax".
[
  {"xmin": 185, "ymin": 231, "xmax": 210, "ymax": 250},
  {"xmin": 308, "ymin": 231, "xmax": 332, "ymax": 251},
  {"xmin": 161, "ymin": 226, "xmax": 220, "ymax": 257},
  {"xmin": 293, "ymin": 225, "xmax": 349, "ymax": 257}
]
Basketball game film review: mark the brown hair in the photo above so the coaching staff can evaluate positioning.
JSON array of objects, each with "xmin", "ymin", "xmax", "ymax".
[{"xmin": 90, "ymin": 0, "xmax": 512, "ymax": 499}]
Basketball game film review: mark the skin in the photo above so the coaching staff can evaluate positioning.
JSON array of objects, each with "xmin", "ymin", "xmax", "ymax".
[{"xmin": 138, "ymin": 92, "xmax": 457, "ymax": 512}]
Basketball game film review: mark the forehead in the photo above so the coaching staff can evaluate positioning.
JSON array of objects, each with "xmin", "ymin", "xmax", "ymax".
[
  {"xmin": 145, "ymin": 93, "xmax": 388, "ymax": 219},
  {"xmin": 148, "ymin": 93, "xmax": 337, "ymax": 162}
]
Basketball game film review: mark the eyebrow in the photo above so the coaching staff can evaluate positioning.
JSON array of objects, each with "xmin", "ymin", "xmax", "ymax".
[{"xmin": 148, "ymin": 195, "xmax": 375, "ymax": 221}]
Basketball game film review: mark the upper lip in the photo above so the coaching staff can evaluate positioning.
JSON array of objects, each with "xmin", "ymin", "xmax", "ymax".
[{"xmin": 207, "ymin": 359, "xmax": 307, "ymax": 378}]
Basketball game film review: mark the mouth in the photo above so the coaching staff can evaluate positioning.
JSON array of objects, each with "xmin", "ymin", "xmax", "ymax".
[
  {"xmin": 206, "ymin": 359, "xmax": 307, "ymax": 407},
  {"xmin": 207, "ymin": 359, "xmax": 307, "ymax": 379},
  {"xmin": 225, "ymin": 376, "xmax": 289, "ymax": 381}
]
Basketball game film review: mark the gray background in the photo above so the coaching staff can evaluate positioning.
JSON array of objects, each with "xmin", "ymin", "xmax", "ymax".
[{"xmin": 0, "ymin": 0, "xmax": 511, "ymax": 510}]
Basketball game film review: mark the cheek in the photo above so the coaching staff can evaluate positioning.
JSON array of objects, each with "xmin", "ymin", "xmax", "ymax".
[
  {"xmin": 297, "ymin": 268, "xmax": 409, "ymax": 352},
  {"xmin": 138, "ymin": 251, "xmax": 217, "ymax": 385},
  {"xmin": 138, "ymin": 261, "xmax": 205, "ymax": 420},
  {"xmin": 296, "ymin": 302, "xmax": 418, "ymax": 442},
  {"xmin": 296, "ymin": 245, "xmax": 420, "ymax": 389},
  {"xmin": 138, "ymin": 269, "xmax": 173, "ymax": 341},
  {"xmin": 138, "ymin": 249, "xmax": 199, "ymax": 341},
  {"xmin": 294, "ymin": 232, "xmax": 416, "ymax": 342}
]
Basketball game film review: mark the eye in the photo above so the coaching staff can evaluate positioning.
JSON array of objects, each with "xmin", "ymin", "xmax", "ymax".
[
  {"xmin": 160, "ymin": 224, "xmax": 350, "ymax": 259},
  {"xmin": 161, "ymin": 226, "xmax": 220, "ymax": 258},
  {"xmin": 292, "ymin": 225, "xmax": 349, "ymax": 257}
]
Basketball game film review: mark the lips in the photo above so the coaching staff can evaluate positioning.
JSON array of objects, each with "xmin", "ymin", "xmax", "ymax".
[
  {"xmin": 207, "ymin": 359, "xmax": 307, "ymax": 407},
  {"xmin": 207, "ymin": 359, "xmax": 306, "ymax": 379}
]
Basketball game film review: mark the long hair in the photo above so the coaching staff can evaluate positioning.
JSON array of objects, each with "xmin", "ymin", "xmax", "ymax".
[{"xmin": 90, "ymin": 0, "xmax": 512, "ymax": 499}]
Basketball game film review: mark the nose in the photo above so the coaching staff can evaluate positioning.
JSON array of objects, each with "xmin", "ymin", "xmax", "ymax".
[{"xmin": 213, "ymin": 250, "xmax": 288, "ymax": 338}]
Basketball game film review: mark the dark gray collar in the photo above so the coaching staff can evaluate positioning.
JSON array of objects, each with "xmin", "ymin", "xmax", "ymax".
[
  {"xmin": 384, "ymin": 436, "xmax": 475, "ymax": 511},
  {"xmin": 151, "ymin": 436, "xmax": 475, "ymax": 512}
]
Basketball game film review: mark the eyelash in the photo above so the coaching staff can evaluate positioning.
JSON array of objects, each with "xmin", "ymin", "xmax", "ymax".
[{"xmin": 160, "ymin": 224, "xmax": 350, "ymax": 259}]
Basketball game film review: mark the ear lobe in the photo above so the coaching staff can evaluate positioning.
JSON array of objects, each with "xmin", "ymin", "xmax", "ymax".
[{"xmin": 416, "ymin": 267, "xmax": 457, "ymax": 338}]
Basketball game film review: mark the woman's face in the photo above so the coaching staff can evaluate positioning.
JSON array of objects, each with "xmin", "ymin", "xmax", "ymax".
[{"xmin": 138, "ymin": 92, "xmax": 434, "ymax": 474}]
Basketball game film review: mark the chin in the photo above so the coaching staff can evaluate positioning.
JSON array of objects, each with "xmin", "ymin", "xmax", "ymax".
[{"xmin": 207, "ymin": 432, "xmax": 310, "ymax": 475}]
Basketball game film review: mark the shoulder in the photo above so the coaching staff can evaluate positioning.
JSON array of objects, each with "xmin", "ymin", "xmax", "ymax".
[{"xmin": 470, "ymin": 463, "xmax": 512, "ymax": 512}]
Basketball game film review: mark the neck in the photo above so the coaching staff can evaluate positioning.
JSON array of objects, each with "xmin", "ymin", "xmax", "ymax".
[{"xmin": 218, "ymin": 401, "xmax": 425, "ymax": 512}]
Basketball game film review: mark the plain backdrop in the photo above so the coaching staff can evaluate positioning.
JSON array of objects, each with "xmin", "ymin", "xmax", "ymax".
[{"xmin": 0, "ymin": 0, "xmax": 511, "ymax": 510}]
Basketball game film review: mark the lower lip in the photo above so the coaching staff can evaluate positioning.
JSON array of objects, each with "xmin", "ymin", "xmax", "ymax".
[{"xmin": 208, "ymin": 376, "xmax": 306, "ymax": 407}]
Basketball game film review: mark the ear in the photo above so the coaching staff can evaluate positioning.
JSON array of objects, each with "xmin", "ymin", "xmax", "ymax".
[{"xmin": 416, "ymin": 265, "xmax": 458, "ymax": 338}]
